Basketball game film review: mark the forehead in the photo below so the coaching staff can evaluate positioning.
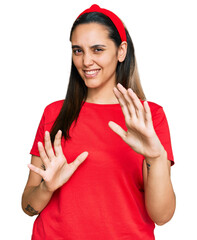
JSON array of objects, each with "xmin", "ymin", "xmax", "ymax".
[{"xmin": 71, "ymin": 23, "xmax": 110, "ymax": 44}]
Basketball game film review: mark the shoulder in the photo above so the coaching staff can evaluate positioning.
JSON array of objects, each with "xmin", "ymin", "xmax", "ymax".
[
  {"xmin": 44, "ymin": 99, "xmax": 64, "ymax": 111},
  {"xmin": 147, "ymin": 101, "xmax": 169, "ymax": 128},
  {"xmin": 141, "ymin": 100, "xmax": 163, "ymax": 114},
  {"xmin": 141, "ymin": 100, "xmax": 166, "ymax": 125},
  {"xmin": 147, "ymin": 101, "xmax": 163, "ymax": 115},
  {"xmin": 43, "ymin": 99, "xmax": 64, "ymax": 120}
]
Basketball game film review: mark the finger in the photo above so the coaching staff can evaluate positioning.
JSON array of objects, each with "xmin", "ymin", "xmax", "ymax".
[
  {"xmin": 71, "ymin": 151, "xmax": 89, "ymax": 170},
  {"xmin": 54, "ymin": 130, "xmax": 64, "ymax": 157},
  {"xmin": 38, "ymin": 141, "xmax": 50, "ymax": 166},
  {"xmin": 108, "ymin": 121, "xmax": 127, "ymax": 140},
  {"xmin": 44, "ymin": 131, "xmax": 55, "ymax": 159},
  {"xmin": 116, "ymin": 83, "xmax": 136, "ymax": 117},
  {"xmin": 113, "ymin": 87, "xmax": 131, "ymax": 122},
  {"xmin": 127, "ymin": 88, "xmax": 144, "ymax": 119},
  {"xmin": 28, "ymin": 163, "xmax": 45, "ymax": 178},
  {"xmin": 143, "ymin": 101, "xmax": 152, "ymax": 126}
]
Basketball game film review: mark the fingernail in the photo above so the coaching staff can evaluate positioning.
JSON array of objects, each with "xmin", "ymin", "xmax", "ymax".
[
  {"xmin": 27, "ymin": 164, "xmax": 31, "ymax": 169},
  {"xmin": 128, "ymin": 88, "xmax": 134, "ymax": 95},
  {"xmin": 45, "ymin": 131, "xmax": 50, "ymax": 138}
]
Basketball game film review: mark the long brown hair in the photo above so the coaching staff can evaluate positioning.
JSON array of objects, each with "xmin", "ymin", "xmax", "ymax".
[{"xmin": 50, "ymin": 12, "xmax": 146, "ymax": 143}]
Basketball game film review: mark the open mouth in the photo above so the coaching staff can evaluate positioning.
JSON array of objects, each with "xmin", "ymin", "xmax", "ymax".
[{"xmin": 83, "ymin": 69, "xmax": 100, "ymax": 78}]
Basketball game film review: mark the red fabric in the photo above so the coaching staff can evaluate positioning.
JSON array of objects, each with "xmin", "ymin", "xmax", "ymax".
[
  {"xmin": 30, "ymin": 100, "xmax": 174, "ymax": 240},
  {"xmin": 77, "ymin": 4, "xmax": 127, "ymax": 42}
]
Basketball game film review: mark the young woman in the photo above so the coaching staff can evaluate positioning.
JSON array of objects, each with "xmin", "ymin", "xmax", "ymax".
[{"xmin": 22, "ymin": 4, "xmax": 176, "ymax": 240}]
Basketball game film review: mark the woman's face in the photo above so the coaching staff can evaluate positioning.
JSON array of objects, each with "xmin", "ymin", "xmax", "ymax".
[{"xmin": 71, "ymin": 23, "xmax": 120, "ymax": 90}]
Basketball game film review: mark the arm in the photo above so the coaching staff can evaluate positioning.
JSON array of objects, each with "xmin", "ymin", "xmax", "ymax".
[
  {"xmin": 143, "ymin": 150, "xmax": 176, "ymax": 225},
  {"xmin": 22, "ymin": 130, "xmax": 89, "ymax": 216},
  {"xmin": 108, "ymin": 83, "xmax": 176, "ymax": 225},
  {"xmin": 22, "ymin": 155, "xmax": 54, "ymax": 216}
]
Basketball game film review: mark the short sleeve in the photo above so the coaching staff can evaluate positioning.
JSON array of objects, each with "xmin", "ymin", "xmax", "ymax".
[
  {"xmin": 152, "ymin": 106, "xmax": 174, "ymax": 165},
  {"xmin": 30, "ymin": 110, "xmax": 46, "ymax": 157},
  {"xmin": 29, "ymin": 100, "xmax": 64, "ymax": 157}
]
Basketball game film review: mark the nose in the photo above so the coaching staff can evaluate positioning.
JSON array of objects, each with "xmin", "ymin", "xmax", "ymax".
[{"xmin": 83, "ymin": 52, "xmax": 94, "ymax": 67}]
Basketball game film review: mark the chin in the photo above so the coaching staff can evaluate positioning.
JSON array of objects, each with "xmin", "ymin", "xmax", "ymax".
[{"xmin": 83, "ymin": 79, "xmax": 101, "ymax": 88}]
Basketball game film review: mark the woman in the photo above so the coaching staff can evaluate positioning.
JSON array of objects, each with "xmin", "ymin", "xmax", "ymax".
[{"xmin": 22, "ymin": 4, "xmax": 176, "ymax": 240}]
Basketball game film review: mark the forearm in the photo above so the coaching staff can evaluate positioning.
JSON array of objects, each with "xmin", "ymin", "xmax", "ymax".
[
  {"xmin": 144, "ymin": 149, "xmax": 176, "ymax": 225},
  {"xmin": 22, "ymin": 181, "xmax": 54, "ymax": 216}
]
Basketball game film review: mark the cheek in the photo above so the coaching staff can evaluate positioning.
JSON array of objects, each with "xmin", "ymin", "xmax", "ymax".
[
  {"xmin": 98, "ymin": 54, "xmax": 116, "ymax": 68},
  {"xmin": 101, "ymin": 54, "xmax": 118, "ymax": 71},
  {"xmin": 72, "ymin": 56, "xmax": 82, "ymax": 70}
]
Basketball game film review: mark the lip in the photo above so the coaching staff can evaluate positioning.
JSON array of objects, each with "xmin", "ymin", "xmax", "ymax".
[{"xmin": 83, "ymin": 69, "xmax": 100, "ymax": 78}]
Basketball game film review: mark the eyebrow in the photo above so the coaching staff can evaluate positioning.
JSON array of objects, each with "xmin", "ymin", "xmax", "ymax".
[{"xmin": 72, "ymin": 44, "xmax": 107, "ymax": 49}]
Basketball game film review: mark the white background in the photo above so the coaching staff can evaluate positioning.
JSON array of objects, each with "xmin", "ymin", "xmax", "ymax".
[{"xmin": 0, "ymin": 0, "xmax": 196, "ymax": 239}]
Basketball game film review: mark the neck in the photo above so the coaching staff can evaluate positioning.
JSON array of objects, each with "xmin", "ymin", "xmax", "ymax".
[{"xmin": 86, "ymin": 84, "xmax": 119, "ymax": 104}]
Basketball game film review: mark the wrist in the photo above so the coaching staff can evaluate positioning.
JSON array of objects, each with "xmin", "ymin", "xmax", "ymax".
[
  {"xmin": 145, "ymin": 146, "xmax": 167, "ymax": 164},
  {"xmin": 40, "ymin": 181, "xmax": 55, "ymax": 195},
  {"xmin": 145, "ymin": 148, "xmax": 169, "ymax": 175}
]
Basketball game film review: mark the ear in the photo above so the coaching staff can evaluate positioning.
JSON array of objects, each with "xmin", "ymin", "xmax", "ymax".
[{"xmin": 118, "ymin": 41, "xmax": 127, "ymax": 62}]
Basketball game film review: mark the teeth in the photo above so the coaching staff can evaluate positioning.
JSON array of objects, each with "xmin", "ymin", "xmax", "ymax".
[{"xmin": 85, "ymin": 70, "xmax": 99, "ymax": 75}]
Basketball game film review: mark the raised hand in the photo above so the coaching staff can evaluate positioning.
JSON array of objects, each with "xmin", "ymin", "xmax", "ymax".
[
  {"xmin": 108, "ymin": 83, "xmax": 164, "ymax": 159},
  {"xmin": 28, "ymin": 130, "xmax": 88, "ymax": 192}
]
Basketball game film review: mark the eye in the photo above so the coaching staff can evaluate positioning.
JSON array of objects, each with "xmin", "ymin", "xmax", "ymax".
[
  {"xmin": 94, "ymin": 48, "xmax": 104, "ymax": 53},
  {"xmin": 73, "ymin": 49, "xmax": 83, "ymax": 55}
]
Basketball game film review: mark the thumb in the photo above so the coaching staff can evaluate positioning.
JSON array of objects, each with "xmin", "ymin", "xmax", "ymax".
[
  {"xmin": 108, "ymin": 121, "xmax": 127, "ymax": 140},
  {"xmin": 71, "ymin": 151, "xmax": 89, "ymax": 170}
]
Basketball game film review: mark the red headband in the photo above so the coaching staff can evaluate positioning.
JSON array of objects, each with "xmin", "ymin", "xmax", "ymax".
[{"xmin": 77, "ymin": 4, "xmax": 127, "ymax": 42}]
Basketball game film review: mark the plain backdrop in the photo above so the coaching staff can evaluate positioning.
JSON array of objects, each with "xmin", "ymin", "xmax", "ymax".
[{"xmin": 0, "ymin": 0, "xmax": 196, "ymax": 239}]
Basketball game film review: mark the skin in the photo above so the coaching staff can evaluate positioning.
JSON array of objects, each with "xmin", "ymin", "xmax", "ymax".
[
  {"xmin": 22, "ymin": 23, "xmax": 176, "ymax": 225},
  {"xmin": 22, "ymin": 131, "xmax": 89, "ymax": 216},
  {"xmin": 71, "ymin": 23, "xmax": 127, "ymax": 104},
  {"xmin": 109, "ymin": 84, "xmax": 176, "ymax": 225}
]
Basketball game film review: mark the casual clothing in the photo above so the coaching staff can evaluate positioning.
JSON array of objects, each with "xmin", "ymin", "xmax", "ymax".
[{"xmin": 30, "ymin": 100, "xmax": 174, "ymax": 240}]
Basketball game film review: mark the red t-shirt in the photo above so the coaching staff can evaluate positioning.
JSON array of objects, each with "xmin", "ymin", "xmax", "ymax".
[{"xmin": 30, "ymin": 100, "xmax": 174, "ymax": 240}]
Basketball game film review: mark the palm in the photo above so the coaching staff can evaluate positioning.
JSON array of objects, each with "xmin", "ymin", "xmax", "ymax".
[
  {"xmin": 41, "ymin": 155, "xmax": 71, "ymax": 192},
  {"xmin": 108, "ymin": 83, "xmax": 163, "ymax": 159},
  {"xmin": 28, "ymin": 130, "xmax": 88, "ymax": 192}
]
